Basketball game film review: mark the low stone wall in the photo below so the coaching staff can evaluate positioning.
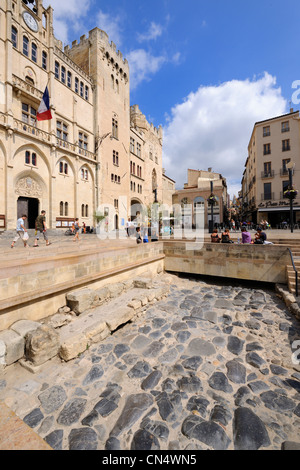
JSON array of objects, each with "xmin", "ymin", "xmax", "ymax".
[
  {"xmin": 0, "ymin": 244, "xmax": 165, "ymax": 331},
  {"xmin": 163, "ymin": 242, "xmax": 290, "ymax": 284}
]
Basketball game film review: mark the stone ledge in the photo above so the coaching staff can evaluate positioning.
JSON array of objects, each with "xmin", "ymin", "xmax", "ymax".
[
  {"xmin": 0, "ymin": 401, "xmax": 52, "ymax": 450},
  {"xmin": 0, "ymin": 275, "xmax": 170, "ymax": 370},
  {"xmin": 275, "ymin": 284, "xmax": 300, "ymax": 321}
]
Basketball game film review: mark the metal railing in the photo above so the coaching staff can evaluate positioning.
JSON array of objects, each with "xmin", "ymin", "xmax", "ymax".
[{"xmin": 287, "ymin": 247, "xmax": 298, "ymax": 297}]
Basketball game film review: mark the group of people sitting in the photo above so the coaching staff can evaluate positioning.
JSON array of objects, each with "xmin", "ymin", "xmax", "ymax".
[{"xmin": 211, "ymin": 227, "xmax": 268, "ymax": 244}]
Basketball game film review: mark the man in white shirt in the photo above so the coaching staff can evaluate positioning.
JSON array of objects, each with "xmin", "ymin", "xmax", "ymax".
[{"xmin": 11, "ymin": 215, "xmax": 28, "ymax": 248}]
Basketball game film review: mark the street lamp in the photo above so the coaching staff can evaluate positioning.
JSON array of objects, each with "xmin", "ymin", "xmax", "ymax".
[{"xmin": 286, "ymin": 161, "xmax": 296, "ymax": 233}]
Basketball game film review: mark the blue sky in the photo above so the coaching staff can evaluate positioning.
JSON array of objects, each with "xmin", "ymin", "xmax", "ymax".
[{"xmin": 44, "ymin": 0, "xmax": 300, "ymax": 198}]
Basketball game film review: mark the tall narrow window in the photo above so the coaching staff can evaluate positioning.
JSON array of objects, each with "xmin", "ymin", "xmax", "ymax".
[
  {"xmin": 31, "ymin": 43, "xmax": 37, "ymax": 63},
  {"xmin": 55, "ymin": 61, "xmax": 60, "ymax": 79},
  {"xmin": 11, "ymin": 26, "xmax": 18, "ymax": 48},
  {"xmin": 61, "ymin": 66, "xmax": 66, "ymax": 84},
  {"xmin": 25, "ymin": 151, "xmax": 30, "ymax": 165},
  {"xmin": 65, "ymin": 202, "xmax": 69, "ymax": 217},
  {"xmin": 75, "ymin": 77, "xmax": 79, "ymax": 94},
  {"xmin": 112, "ymin": 118, "xmax": 118, "ymax": 139},
  {"xmin": 85, "ymin": 85, "xmax": 89, "ymax": 101},
  {"xmin": 60, "ymin": 201, "xmax": 64, "ymax": 216},
  {"xmin": 31, "ymin": 153, "xmax": 37, "ymax": 166},
  {"xmin": 67, "ymin": 71, "xmax": 72, "ymax": 88},
  {"xmin": 42, "ymin": 51, "xmax": 47, "ymax": 70},
  {"xmin": 23, "ymin": 36, "xmax": 29, "ymax": 56},
  {"xmin": 80, "ymin": 81, "xmax": 84, "ymax": 97}
]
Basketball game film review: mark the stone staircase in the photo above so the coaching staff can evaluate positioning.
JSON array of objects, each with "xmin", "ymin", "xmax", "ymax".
[{"xmin": 279, "ymin": 240, "xmax": 300, "ymax": 295}]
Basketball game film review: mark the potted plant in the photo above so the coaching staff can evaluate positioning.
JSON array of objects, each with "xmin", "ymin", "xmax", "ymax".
[{"xmin": 284, "ymin": 187, "xmax": 298, "ymax": 200}]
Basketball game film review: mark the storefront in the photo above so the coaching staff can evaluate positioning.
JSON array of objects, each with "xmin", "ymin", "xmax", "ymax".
[{"xmin": 258, "ymin": 206, "xmax": 300, "ymax": 228}]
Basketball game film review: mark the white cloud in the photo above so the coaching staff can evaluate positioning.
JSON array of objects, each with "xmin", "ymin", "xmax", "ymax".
[
  {"xmin": 96, "ymin": 10, "xmax": 122, "ymax": 46},
  {"xmin": 127, "ymin": 49, "xmax": 166, "ymax": 90},
  {"xmin": 137, "ymin": 22, "xmax": 163, "ymax": 42},
  {"xmin": 43, "ymin": 0, "xmax": 91, "ymax": 44},
  {"xmin": 163, "ymin": 73, "xmax": 287, "ymax": 199}
]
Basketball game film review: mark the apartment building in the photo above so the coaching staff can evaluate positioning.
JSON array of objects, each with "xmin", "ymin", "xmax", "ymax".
[
  {"xmin": 0, "ymin": 0, "xmax": 174, "ymax": 231},
  {"xmin": 241, "ymin": 110, "xmax": 300, "ymax": 227},
  {"xmin": 172, "ymin": 169, "xmax": 228, "ymax": 228}
]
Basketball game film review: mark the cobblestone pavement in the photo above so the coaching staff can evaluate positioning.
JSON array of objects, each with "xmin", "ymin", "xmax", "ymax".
[{"xmin": 0, "ymin": 273, "xmax": 300, "ymax": 450}]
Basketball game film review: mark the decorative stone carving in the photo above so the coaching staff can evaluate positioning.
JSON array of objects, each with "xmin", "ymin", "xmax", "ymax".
[{"xmin": 15, "ymin": 177, "xmax": 43, "ymax": 198}]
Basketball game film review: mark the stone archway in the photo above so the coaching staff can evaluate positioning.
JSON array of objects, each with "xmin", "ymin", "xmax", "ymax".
[{"xmin": 14, "ymin": 175, "xmax": 47, "ymax": 229}]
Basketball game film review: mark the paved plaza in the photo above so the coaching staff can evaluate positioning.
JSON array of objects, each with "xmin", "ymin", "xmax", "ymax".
[{"xmin": 0, "ymin": 270, "xmax": 300, "ymax": 450}]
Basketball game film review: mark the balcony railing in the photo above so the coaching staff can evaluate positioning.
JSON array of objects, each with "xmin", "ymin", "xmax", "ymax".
[
  {"xmin": 280, "ymin": 168, "xmax": 294, "ymax": 177},
  {"xmin": 261, "ymin": 170, "xmax": 274, "ymax": 179},
  {"xmin": 261, "ymin": 193, "xmax": 274, "ymax": 201}
]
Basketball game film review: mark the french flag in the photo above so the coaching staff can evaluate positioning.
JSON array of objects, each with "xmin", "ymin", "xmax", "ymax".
[{"xmin": 37, "ymin": 86, "xmax": 52, "ymax": 121}]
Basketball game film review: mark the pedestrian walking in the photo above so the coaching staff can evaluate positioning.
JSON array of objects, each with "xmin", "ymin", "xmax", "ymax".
[
  {"xmin": 34, "ymin": 210, "xmax": 51, "ymax": 247},
  {"xmin": 11, "ymin": 215, "xmax": 29, "ymax": 248},
  {"xmin": 136, "ymin": 226, "xmax": 143, "ymax": 244},
  {"xmin": 73, "ymin": 218, "xmax": 80, "ymax": 242}
]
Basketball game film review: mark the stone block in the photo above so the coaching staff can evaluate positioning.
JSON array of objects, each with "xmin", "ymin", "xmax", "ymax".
[
  {"xmin": 84, "ymin": 321, "xmax": 110, "ymax": 344},
  {"xmin": 10, "ymin": 320, "xmax": 41, "ymax": 338},
  {"xmin": 0, "ymin": 330, "xmax": 25, "ymax": 366},
  {"xmin": 59, "ymin": 334, "xmax": 89, "ymax": 362},
  {"xmin": 44, "ymin": 313, "xmax": 73, "ymax": 329},
  {"xmin": 128, "ymin": 299, "xmax": 142, "ymax": 310},
  {"xmin": 93, "ymin": 287, "xmax": 110, "ymax": 305},
  {"xmin": 107, "ymin": 283, "xmax": 124, "ymax": 299},
  {"xmin": 147, "ymin": 292, "xmax": 156, "ymax": 302},
  {"xmin": 0, "ymin": 340, "xmax": 5, "ymax": 366},
  {"xmin": 66, "ymin": 288, "xmax": 95, "ymax": 315},
  {"xmin": 133, "ymin": 278, "xmax": 153, "ymax": 289},
  {"xmin": 106, "ymin": 307, "xmax": 135, "ymax": 332},
  {"xmin": 25, "ymin": 325, "xmax": 60, "ymax": 366}
]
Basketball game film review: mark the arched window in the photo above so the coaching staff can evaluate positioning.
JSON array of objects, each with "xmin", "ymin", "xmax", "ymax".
[
  {"xmin": 23, "ymin": 36, "xmax": 29, "ymax": 56},
  {"xmin": 75, "ymin": 77, "xmax": 79, "ymax": 94},
  {"xmin": 31, "ymin": 153, "xmax": 37, "ymax": 166},
  {"xmin": 11, "ymin": 26, "xmax": 18, "ymax": 48},
  {"xmin": 31, "ymin": 43, "xmax": 37, "ymax": 63},
  {"xmin": 85, "ymin": 205, "xmax": 88, "ymax": 218},
  {"xmin": 59, "ymin": 161, "xmax": 63, "ymax": 173},
  {"xmin": 81, "ymin": 204, "xmax": 85, "ymax": 217},
  {"xmin": 65, "ymin": 202, "xmax": 68, "ymax": 217},
  {"xmin": 85, "ymin": 86, "xmax": 89, "ymax": 101},
  {"xmin": 60, "ymin": 201, "xmax": 64, "ymax": 216},
  {"xmin": 64, "ymin": 163, "xmax": 68, "ymax": 175}
]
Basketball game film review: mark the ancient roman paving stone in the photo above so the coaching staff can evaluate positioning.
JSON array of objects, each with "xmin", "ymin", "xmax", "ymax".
[
  {"xmin": 23, "ymin": 408, "xmax": 44, "ymax": 428},
  {"xmin": 44, "ymin": 430, "xmax": 64, "ymax": 451},
  {"xmin": 109, "ymin": 393, "xmax": 154, "ymax": 437},
  {"xmin": 227, "ymin": 336, "xmax": 245, "ymax": 355},
  {"xmin": 2, "ymin": 274, "xmax": 300, "ymax": 450},
  {"xmin": 68, "ymin": 428, "xmax": 98, "ymax": 450},
  {"xmin": 208, "ymin": 372, "xmax": 233, "ymax": 393},
  {"xmin": 131, "ymin": 429, "xmax": 160, "ymax": 450},
  {"xmin": 233, "ymin": 407, "xmax": 271, "ymax": 450},
  {"xmin": 181, "ymin": 415, "xmax": 231, "ymax": 450},
  {"xmin": 226, "ymin": 360, "xmax": 246, "ymax": 384},
  {"xmin": 82, "ymin": 365, "xmax": 104, "ymax": 386},
  {"xmin": 38, "ymin": 386, "xmax": 67, "ymax": 414},
  {"xmin": 57, "ymin": 398, "xmax": 87, "ymax": 426}
]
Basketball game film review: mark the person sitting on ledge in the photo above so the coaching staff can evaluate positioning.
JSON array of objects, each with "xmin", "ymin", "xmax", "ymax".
[
  {"xmin": 221, "ymin": 228, "xmax": 234, "ymax": 243},
  {"xmin": 241, "ymin": 226, "xmax": 252, "ymax": 244},
  {"xmin": 211, "ymin": 228, "xmax": 220, "ymax": 243},
  {"xmin": 254, "ymin": 227, "xmax": 267, "ymax": 244}
]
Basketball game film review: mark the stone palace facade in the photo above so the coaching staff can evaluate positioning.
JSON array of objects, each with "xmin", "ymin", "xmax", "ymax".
[{"xmin": 0, "ymin": 0, "xmax": 175, "ymax": 231}]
